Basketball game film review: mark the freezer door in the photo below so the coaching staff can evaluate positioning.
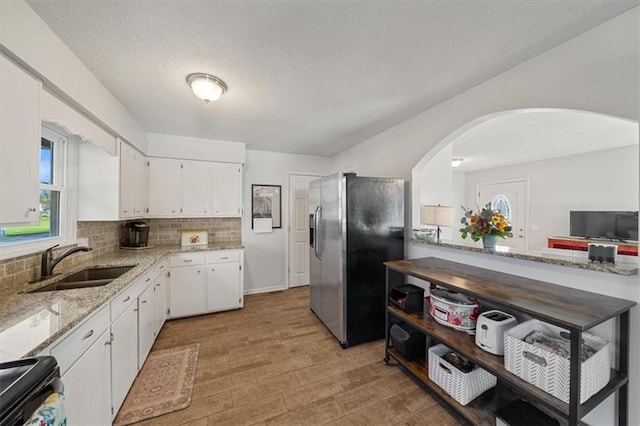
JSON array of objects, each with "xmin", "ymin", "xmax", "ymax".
[
  {"xmin": 309, "ymin": 178, "xmax": 322, "ymax": 315},
  {"xmin": 317, "ymin": 173, "xmax": 346, "ymax": 343}
]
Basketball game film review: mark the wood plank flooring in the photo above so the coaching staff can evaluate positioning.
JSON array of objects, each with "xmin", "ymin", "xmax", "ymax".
[{"xmin": 132, "ymin": 286, "xmax": 461, "ymax": 426}]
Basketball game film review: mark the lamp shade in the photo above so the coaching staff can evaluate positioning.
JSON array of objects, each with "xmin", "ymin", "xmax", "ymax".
[
  {"xmin": 421, "ymin": 205, "xmax": 455, "ymax": 227},
  {"xmin": 187, "ymin": 73, "xmax": 227, "ymax": 103}
]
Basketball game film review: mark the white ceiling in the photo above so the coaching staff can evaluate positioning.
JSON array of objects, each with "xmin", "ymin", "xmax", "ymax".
[
  {"xmin": 26, "ymin": 1, "xmax": 638, "ymax": 156},
  {"xmin": 451, "ymin": 110, "xmax": 639, "ymax": 172}
]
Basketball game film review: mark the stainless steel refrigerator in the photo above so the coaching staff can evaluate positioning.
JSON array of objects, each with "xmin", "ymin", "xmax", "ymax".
[{"xmin": 309, "ymin": 172, "xmax": 405, "ymax": 348}]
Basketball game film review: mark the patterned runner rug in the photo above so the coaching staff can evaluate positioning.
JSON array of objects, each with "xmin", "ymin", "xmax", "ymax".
[{"xmin": 114, "ymin": 343, "xmax": 200, "ymax": 426}]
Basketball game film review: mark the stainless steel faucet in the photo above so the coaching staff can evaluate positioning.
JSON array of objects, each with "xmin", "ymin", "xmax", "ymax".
[{"xmin": 40, "ymin": 244, "xmax": 92, "ymax": 279}]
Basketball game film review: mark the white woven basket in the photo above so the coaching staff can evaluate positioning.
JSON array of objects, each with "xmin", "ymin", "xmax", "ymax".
[
  {"xmin": 428, "ymin": 344, "xmax": 497, "ymax": 406},
  {"xmin": 504, "ymin": 319, "xmax": 610, "ymax": 404}
]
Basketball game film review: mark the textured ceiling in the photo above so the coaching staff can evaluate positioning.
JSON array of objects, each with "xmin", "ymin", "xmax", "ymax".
[{"xmin": 26, "ymin": 1, "xmax": 638, "ymax": 156}]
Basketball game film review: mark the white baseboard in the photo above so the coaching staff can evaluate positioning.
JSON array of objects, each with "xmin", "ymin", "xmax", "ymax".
[{"xmin": 244, "ymin": 285, "xmax": 287, "ymax": 295}]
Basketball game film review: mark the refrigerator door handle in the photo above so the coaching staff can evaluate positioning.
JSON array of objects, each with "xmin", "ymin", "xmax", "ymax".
[{"xmin": 314, "ymin": 205, "xmax": 322, "ymax": 260}]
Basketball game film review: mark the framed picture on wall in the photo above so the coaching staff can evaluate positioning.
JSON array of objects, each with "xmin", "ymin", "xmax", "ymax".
[{"xmin": 251, "ymin": 184, "xmax": 282, "ymax": 229}]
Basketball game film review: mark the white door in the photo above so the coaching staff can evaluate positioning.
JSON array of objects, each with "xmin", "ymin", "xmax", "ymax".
[
  {"xmin": 154, "ymin": 269, "xmax": 168, "ymax": 332},
  {"xmin": 212, "ymin": 163, "xmax": 242, "ymax": 217},
  {"xmin": 0, "ymin": 55, "xmax": 40, "ymax": 225},
  {"xmin": 62, "ymin": 330, "xmax": 112, "ymax": 426},
  {"xmin": 182, "ymin": 160, "xmax": 211, "ymax": 216},
  {"xmin": 110, "ymin": 303, "xmax": 138, "ymax": 416},
  {"xmin": 169, "ymin": 266, "xmax": 206, "ymax": 318},
  {"xmin": 119, "ymin": 142, "xmax": 135, "ymax": 218},
  {"xmin": 477, "ymin": 180, "xmax": 527, "ymax": 251},
  {"xmin": 207, "ymin": 262, "xmax": 241, "ymax": 312},
  {"xmin": 133, "ymin": 151, "xmax": 148, "ymax": 217},
  {"xmin": 137, "ymin": 284, "xmax": 156, "ymax": 367},
  {"xmin": 148, "ymin": 158, "xmax": 181, "ymax": 216},
  {"xmin": 288, "ymin": 175, "xmax": 321, "ymax": 287}
]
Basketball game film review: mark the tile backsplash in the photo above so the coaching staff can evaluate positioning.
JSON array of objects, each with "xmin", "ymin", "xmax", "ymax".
[{"xmin": 0, "ymin": 218, "xmax": 241, "ymax": 291}]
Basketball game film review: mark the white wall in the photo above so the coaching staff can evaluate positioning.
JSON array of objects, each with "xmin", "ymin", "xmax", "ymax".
[
  {"xmin": 461, "ymin": 145, "xmax": 639, "ymax": 252},
  {"xmin": 0, "ymin": 1, "xmax": 147, "ymax": 151},
  {"xmin": 242, "ymin": 150, "xmax": 332, "ymax": 294},
  {"xmin": 331, "ymin": 9, "xmax": 639, "ymax": 425}
]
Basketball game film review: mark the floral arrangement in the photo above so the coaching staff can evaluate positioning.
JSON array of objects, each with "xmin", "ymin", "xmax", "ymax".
[{"xmin": 459, "ymin": 203, "xmax": 513, "ymax": 241}]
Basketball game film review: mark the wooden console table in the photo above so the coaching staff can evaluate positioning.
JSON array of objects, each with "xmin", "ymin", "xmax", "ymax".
[{"xmin": 383, "ymin": 257, "xmax": 636, "ymax": 425}]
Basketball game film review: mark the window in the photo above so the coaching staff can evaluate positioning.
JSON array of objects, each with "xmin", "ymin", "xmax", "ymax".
[
  {"xmin": 491, "ymin": 194, "xmax": 511, "ymax": 221},
  {"xmin": 1, "ymin": 126, "xmax": 70, "ymax": 251}
]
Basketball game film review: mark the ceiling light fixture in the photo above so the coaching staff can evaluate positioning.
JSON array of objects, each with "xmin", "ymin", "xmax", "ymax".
[
  {"xmin": 451, "ymin": 158, "xmax": 464, "ymax": 168},
  {"xmin": 186, "ymin": 73, "xmax": 227, "ymax": 103}
]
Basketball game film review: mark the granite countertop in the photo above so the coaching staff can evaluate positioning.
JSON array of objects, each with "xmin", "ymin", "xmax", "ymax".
[
  {"xmin": 410, "ymin": 238, "xmax": 638, "ymax": 276},
  {"xmin": 0, "ymin": 243, "xmax": 243, "ymax": 362}
]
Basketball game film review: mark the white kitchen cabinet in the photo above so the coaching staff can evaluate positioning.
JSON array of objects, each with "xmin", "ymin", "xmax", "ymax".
[
  {"xmin": 169, "ymin": 250, "xmax": 243, "ymax": 318},
  {"xmin": 134, "ymin": 150, "xmax": 149, "ymax": 216},
  {"xmin": 78, "ymin": 139, "xmax": 147, "ymax": 221},
  {"xmin": 168, "ymin": 254, "xmax": 206, "ymax": 318},
  {"xmin": 148, "ymin": 157, "xmax": 242, "ymax": 218},
  {"xmin": 61, "ymin": 329, "xmax": 112, "ymax": 426},
  {"xmin": 153, "ymin": 261, "xmax": 169, "ymax": 333},
  {"xmin": 148, "ymin": 157, "xmax": 181, "ymax": 216},
  {"xmin": 212, "ymin": 162, "xmax": 242, "ymax": 217},
  {"xmin": 206, "ymin": 251, "xmax": 243, "ymax": 312},
  {"xmin": 182, "ymin": 160, "xmax": 211, "ymax": 216},
  {"xmin": 110, "ymin": 302, "xmax": 138, "ymax": 417},
  {"xmin": 0, "ymin": 55, "xmax": 40, "ymax": 225},
  {"xmin": 119, "ymin": 141, "xmax": 135, "ymax": 218},
  {"xmin": 137, "ymin": 282, "xmax": 156, "ymax": 368}
]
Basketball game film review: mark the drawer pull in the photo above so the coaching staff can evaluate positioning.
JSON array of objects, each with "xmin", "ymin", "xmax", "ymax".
[
  {"xmin": 159, "ymin": 265, "xmax": 164, "ymax": 270},
  {"xmin": 183, "ymin": 259, "xmax": 193, "ymax": 263},
  {"xmin": 211, "ymin": 268, "xmax": 215, "ymax": 272},
  {"xmin": 82, "ymin": 330, "xmax": 94, "ymax": 340},
  {"xmin": 220, "ymin": 256, "xmax": 229, "ymax": 260},
  {"xmin": 141, "ymin": 300, "xmax": 147, "ymax": 304},
  {"xmin": 156, "ymin": 283, "xmax": 161, "ymax": 287},
  {"xmin": 145, "ymin": 277, "xmax": 151, "ymax": 283},
  {"xmin": 123, "ymin": 296, "xmax": 131, "ymax": 302}
]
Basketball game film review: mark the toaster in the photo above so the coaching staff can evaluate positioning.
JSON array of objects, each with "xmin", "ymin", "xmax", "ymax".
[{"xmin": 475, "ymin": 310, "xmax": 517, "ymax": 355}]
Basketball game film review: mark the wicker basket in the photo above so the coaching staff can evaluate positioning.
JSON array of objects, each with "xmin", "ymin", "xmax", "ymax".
[
  {"xmin": 428, "ymin": 344, "xmax": 497, "ymax": 405},
  {"xmin": 504, "ymin": 319, "xmax": 610, "ymax": 404}
]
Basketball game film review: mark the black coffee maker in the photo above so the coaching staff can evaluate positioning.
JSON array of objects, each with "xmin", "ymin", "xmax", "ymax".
[{"xmin": 121, "ymin": 221, "xmax": 150, "ymax": 248}]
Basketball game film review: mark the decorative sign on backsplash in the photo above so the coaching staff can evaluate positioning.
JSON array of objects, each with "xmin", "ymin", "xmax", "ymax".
[{"xmin": 181, "ymin": 230, "xmax": 208, "ymax": 246}]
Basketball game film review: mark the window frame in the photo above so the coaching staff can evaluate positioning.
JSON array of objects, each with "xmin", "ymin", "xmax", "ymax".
[{"xmin": 0, "ymin": 123, "xmax": 77, "ymax": 260}]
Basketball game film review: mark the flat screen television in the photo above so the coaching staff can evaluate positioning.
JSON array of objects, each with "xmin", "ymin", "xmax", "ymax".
[{"xmin": 569, "ymin": 211, "xmax": 638, "ymax": 241}]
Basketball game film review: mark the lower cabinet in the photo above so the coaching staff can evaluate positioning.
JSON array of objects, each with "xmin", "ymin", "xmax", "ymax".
[
  {"xmin": 138, "ymin": 283, "xmax": 156, "ymax": 368},
  {"xmin": 62, "ymin": 329, "xmax": 112, "ymax": 425},
  {"xmin": 154, "ymin": 262, "xmax": 169, "ymax": 333},
  {"xmin": 169, "ymin": 261, "xmax": 206, "ymax": 318},
  {"xmin": 110, "ymin": 302, "xmax": 138, "ymax": 416},
  {"xmin": 169, "ymin": 250, "xmax": 244, "ymax": 318}
]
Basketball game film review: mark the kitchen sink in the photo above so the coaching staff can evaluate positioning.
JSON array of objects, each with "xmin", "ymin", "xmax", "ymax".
[{"xmin": 28, "ymin": 265, "xmax": 136, "ymax": 293}]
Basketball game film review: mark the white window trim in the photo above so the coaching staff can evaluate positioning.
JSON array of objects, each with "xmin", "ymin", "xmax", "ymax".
[{"xmin": 0, "ymin": 124, "xmax": 78, "ymax": 260}]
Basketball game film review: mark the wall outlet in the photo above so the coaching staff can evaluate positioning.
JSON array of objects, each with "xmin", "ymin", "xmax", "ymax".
[{"xmin": 77, "ymin": 237, "xmax": 89, "ymax": 247}]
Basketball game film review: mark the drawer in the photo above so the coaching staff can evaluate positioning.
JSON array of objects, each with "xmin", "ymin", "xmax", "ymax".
[
  {"xmin": 51, "ymin": 304, "xmax": 109, "ymax": 375},
  {"xmin": 154, "ymin": 258, "xmax": 168, "ymax": 278},
  {"xmin": 110, "ymin": 268, "xmax": 154, "ymax": 320},
  {"xmin": 170, "ymin": 253, "xmax": 205, "ymax": 267},
  {"xmin": 206, "ymin": 251, "xmax": 240, "ymax": 264}
]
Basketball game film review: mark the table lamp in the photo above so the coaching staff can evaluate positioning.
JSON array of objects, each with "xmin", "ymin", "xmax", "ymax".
[{"xmin": 421, "ymin": 205, "xmax": 455, "ymax": 243}]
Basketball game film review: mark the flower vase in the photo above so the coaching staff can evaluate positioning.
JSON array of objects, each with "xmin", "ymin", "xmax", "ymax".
[{"xmin": 482, "ymin": 235, "xmax": 498, "ymax": 249}]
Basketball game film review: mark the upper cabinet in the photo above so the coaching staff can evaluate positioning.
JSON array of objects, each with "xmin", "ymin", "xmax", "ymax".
[
  {"xmin": 212, "ymin": 162, "xmax": 242, "ymax": 217},
  {"xmin": 78, "ymin": 139, "xmax": 147, "ymax": 221},
  {"xmin": 148, "ymin": 158, "xmax": 242, "ymax": 218},
  {"xmin": 0, "ymin": 55, "xmax": 40, "ymax": 225},
  {"xmin": 119, "ymin": 141, "xmax": 148, "ymax": 218}
]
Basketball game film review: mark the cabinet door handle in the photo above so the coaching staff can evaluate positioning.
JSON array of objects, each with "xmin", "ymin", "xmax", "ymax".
[
  {"xmin": 27, "ymin": 207, "xmax": 37, "ymax": 212},
  {"xmin": 183, "ymin": 259, "xmax": 193, "ymax": 263},
  {"xmin": 159, "ymin": 265, "xmax": 164, "ymax": 270},
  {"xmin": 211, "ymin": 268, "xmax": 215, "ymax": 272},
  {"xmin": 197, "ymin": 270, "xmax": 201, "ymax": 274},
  {"xmin": 123, "ymin": 296, "xmax": 131, "ymax": 302},
  {"xmin": 220, "ymin": 256, "xmax": 229, "ymax": 260},
  {"xmin": 156, "ymin": 283, "xmax": 161, "ymax": 287},
  {"xmin": 123, "ymin": 210, "xmax": 129, "ymax": 213},
  {"xmin": 82, "ymin": 330, "xmax": 94, "ymax": 340}
]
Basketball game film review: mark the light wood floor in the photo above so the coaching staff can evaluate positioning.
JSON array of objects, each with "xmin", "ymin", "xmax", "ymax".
[{"xmin": 135, "ymin": 286, "xmax": 461, "ymax": 426}]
